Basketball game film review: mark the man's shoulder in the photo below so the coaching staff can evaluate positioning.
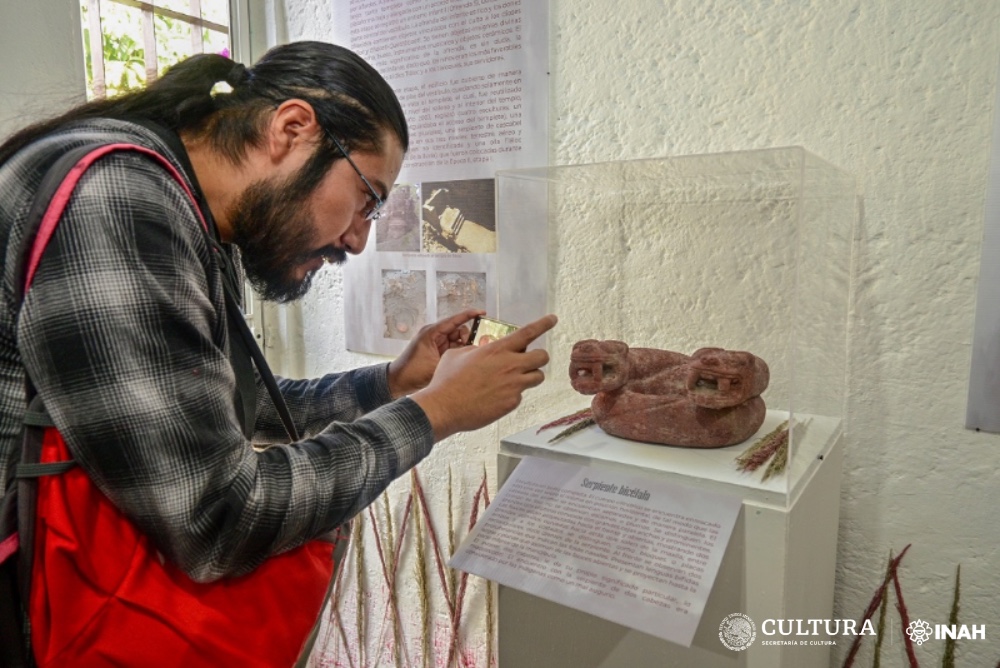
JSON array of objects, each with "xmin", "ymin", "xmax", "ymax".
[
  {"xmin": 28, "ymin": 118, "xmax": 170, "ymax": 153},
  {"xmin": 9, "ymin": 119, "xmax": 177, "ymax": 174},
  {"xmin": 0, "ymin": 119, "xmax": 187, "ymax": 209},
  {"xmin": 0, "ymin": 118, "xmax": 210, "ymax": 276}
]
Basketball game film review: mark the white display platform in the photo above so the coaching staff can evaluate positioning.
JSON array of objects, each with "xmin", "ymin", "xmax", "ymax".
[
  {"xmin": 496, "ymin": 415, "xmax": 844, "ymax": 668},
  {"xmin": 500, "ymin": 409, "xmax": 840, "ymax": 508}
]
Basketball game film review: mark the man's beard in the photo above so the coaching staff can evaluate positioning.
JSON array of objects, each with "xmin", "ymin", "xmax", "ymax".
[{"xmin": 228, "ymin": 166, "xmax": 347, "ymax": 303}]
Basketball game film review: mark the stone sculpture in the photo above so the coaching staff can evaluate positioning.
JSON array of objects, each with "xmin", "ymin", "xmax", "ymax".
[{"xmin": 568, "ymin": 340, "xmax": 770, "ymax": 448}]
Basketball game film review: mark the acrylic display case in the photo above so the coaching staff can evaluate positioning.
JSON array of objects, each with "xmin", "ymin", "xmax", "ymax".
[
  {"xmin": 492, "ymin": 148, "xmax": 856, "ymax": 668},
  {"xmin": 496, "ymin": 146, "xmax": 857, "ymax": 507}
]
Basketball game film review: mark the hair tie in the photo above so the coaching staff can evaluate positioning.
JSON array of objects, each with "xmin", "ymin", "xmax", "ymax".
[
  {"xmin": 212, "ymin": 63, "xmax": 252, "ymax": 97},
  {"xmin": 210, "ymin": 80, "xmax": 233, "ymax": 97},
  {"xmin": 227, "ymin": 63, "xmax": 252, "ymax": 87}
]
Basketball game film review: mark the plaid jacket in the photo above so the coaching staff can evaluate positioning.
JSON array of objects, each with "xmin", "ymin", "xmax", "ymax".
[{"xmin": 0, "ymin": 119, "xmax": 433, "ymax": 581}]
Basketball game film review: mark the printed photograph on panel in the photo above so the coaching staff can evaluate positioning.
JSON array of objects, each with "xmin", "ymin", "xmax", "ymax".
[
  {"xmin": 382, "ymin": 269, "xmax": 426, "ymax": 340},
  {"xmin": 375, "ymin": 184, "xmax": 421, "ymax": 252},
  {"xmin": 420, "ymin": 179, "xmax": 496, "ymax": 253},
  {"xmin": 436, "ymin": 271, "xmax": 487, "ymax": 320}
]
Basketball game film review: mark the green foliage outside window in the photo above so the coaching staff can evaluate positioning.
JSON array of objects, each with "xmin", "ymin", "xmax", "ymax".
[{"xmin": 80, "ymin": 0, "xmax": 230, "ymax": 99}]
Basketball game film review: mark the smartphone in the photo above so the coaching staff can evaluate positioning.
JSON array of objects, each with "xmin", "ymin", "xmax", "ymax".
[{"xmin": 466, "ymin": 315, "xmax": 519, "ymax": 346}]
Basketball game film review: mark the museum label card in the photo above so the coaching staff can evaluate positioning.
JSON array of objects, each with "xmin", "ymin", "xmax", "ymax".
[{"xmin": 449, "ymin": 456, "xmax": 743, "ymax": 647}]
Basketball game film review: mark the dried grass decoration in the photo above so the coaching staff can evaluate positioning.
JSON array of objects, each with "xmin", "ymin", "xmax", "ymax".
[
  {"xmin": 733, "ymin": 419, "xmax": 809, "ymax": 481},
  {"xmin": 536, "ymin": 407, "xmax": 595, "ymax": 444}
]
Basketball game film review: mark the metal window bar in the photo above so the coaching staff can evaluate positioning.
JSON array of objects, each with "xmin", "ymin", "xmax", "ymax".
[
  {"xmin": 86, "ymin": 0, "xmax": 106, "ymax": 98},
  {"xmin": 87, "ymin": 0, "xmax": 228, "ymax": 96},
  {"xmin": 142, "ymin": 3, "xmax": 157, "ymax": 83}
]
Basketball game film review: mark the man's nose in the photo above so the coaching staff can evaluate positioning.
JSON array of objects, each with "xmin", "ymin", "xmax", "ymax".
[{"xmin": 341, "ymin": 217, "xmax": 372, "ymax": 254}]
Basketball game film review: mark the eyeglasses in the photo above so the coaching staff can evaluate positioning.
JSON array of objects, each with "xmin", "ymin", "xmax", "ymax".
[{"xmin": 326, "ymin": 131, "xmax": 385, "ymax": 222}]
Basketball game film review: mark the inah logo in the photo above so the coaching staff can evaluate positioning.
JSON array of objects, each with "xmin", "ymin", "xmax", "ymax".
[
  {"xmin": 906, "ymin": 620, "xmax": 933, "ymax": 645},
  {"xmin": 719, "ymin": 613, "xmax": 757, "ymax": 651}
]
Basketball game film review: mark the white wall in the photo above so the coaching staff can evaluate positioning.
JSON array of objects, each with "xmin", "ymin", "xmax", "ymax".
[
  {"xmin": 0, "ymin": 0, "xmax": 86, "ymax": 138},
  {"xmin": 287, "ymin": 1, "xmax": 1000, "ymax": 665}
]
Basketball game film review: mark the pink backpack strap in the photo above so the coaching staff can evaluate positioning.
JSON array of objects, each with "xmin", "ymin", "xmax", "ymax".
[
  {"xmin": 18, "ymin": 138, "xmax": 300, "ymax": 443},
  {"xmin": 22, "ymin": 143, "xmax": 208, "ymax": 294}
]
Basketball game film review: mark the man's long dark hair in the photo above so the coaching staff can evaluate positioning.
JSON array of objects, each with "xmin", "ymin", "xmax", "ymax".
[{"xmin": 0, "ymin": 41, "xmax": 408, "ymax": 186}]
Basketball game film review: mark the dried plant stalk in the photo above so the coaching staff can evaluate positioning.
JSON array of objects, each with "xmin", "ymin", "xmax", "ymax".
[
  {"xmin": 412, "ymin": 473, "xmax": 457, "ymax": 617},
  {"xmin": 872, "ymin": 551, "xmax": 893, "ymax": 668},
  {"xmin": 395, "ymin": 495, "xmax": 415, "ymax": 668},
  {"xmin": 891, "ymin": 556, "xmax": 920, "ymax": 668},
  {"xmin": 415, "ymin": 470, "xmax": 469, "ymax": 665},
  {"xmin": 942, "ymin": 564, "xmax": 960, "ymax": 668},
  {"xmin": 368, "ymin": 493, "xmax": 406, "ymax": 668},
  {"xmin": 536, "ymin": 407, "xmax": 593, "ymax": 433},
  {"xmin": 328, "ymin": 560, "xmax": 357, "ymax": 668},
  {"xmin": 383, "ymin": 494, "xmax": 402, "ymax": 668},
  {"xmin": 411, "ymin": 471, "xmax": 431, "ymax": 668},
  {"xmin": 760, "ymin": 433, "xmax": 788, "ymax": 481},
  {"xmin": 351, "ymin": 516, "xmax": 366, "ymax": 668},
  {"xmin": 323, "ymin": 467, "xmax": 498, "ymax": 668},
  {"xmin": 386, "ymin": 491, "xmax": 415, "ymax": 668},
  {"xmin": 485, "ymin": 574, "xmax": 495, "ymax": 667},
  {"xmin": 735, "ymin": 420, "xmax": 788, "ymax": 473},
  {"xmin": 547, "ymin": 417, "xmax": 597, "ymax": 444},
  {"xmin": 482, "ymin": 464, "xmax": 495, "ymax": 668},
  {"xmin": 841, "ymin": 544, "xmax": 911, "ymax": 668},
  {"xmin": 312, "ymin": 525, "xmax": 355, "ymax": 668},
  {"xmin": 448, "ymin": 466, "xmax": 458, "ymax": 606},
  {"xmin": 446, "ymin": 473, "xmax": 489, "ymax": 668}
]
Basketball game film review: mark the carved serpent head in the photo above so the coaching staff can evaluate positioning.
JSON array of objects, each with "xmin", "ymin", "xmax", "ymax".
[
  {"xmin": 569, "ymin": 340, "xmax": 631, "ymax": 395},
  {"xmin": 686, "ymin": 347, "xmax": 769, "ymax": 408}
]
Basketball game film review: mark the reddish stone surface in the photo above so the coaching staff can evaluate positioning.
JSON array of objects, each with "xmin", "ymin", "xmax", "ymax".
[{"xmin": 569, "ymin": 340, "xmax": 770, "ymax": 448}]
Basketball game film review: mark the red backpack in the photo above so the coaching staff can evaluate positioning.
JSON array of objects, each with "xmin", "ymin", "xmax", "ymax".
[{"xmin": 0, "ymin": 141, "xmax": 339, "ymax": 667}]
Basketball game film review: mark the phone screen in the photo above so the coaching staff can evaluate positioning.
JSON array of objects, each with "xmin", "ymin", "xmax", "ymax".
[{"xmin": 467, "ymin": 316, "xmax": 519, "ymax": 346}]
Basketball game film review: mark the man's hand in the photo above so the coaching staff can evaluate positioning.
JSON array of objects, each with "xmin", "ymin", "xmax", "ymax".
[
  {"xmin": 387, "ymin": 309, "xmax": 484, "ymax": 398},
  {"xmin": 411, "ymin": 314, "xmax": 558, "ymax": 441}
]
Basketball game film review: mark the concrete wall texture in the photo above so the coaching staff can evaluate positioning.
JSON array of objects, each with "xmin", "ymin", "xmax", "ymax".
[
  {"xmin": 286, "ymin": 1, "xmax": 1000, "ymax": 665},
  {"xmin": 0, "ymin": 0, "xmax": 86, "ymax": 138}
]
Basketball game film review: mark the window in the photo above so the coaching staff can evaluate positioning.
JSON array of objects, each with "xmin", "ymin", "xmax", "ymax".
[
  {"xmin": 77, "ymin": 0, "xmax": 266, "ymax": 347},
  {"xmin": 80, "ymin": 0, "xmax": 231, "ymax": 100}
]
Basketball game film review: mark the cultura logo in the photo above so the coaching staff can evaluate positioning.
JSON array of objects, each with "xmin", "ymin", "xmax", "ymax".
[
  {"xmin": 906, "ymin": 620, "xmax": 932, "ymax": 646},
  {"xmin": 719, "ymin": 613, "xmax": 756, "ymax": 651},
  {"xmin": 718, "ymin": 614, "xmax": 986, "ymax": 651}
]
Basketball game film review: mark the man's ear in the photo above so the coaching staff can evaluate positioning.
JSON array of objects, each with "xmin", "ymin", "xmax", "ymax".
[{"xmin": 265, "ymin": 99, "xmax": 322, "ymax": 165}]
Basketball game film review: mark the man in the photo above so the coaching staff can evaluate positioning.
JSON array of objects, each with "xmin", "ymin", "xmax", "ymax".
[{"xmin": 0, "ymin": 41, "xmax": 554, "ymax": 665}]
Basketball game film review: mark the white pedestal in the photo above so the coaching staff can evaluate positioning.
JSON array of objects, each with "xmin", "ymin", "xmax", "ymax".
[{"xmin": 495, "ymin": 412, "xmax": 843, "ymax": 668}]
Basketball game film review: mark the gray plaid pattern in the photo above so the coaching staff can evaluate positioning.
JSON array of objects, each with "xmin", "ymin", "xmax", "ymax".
[{"xmin": 0, "ymin": 119, "xmax": 433, "ymax": 581}]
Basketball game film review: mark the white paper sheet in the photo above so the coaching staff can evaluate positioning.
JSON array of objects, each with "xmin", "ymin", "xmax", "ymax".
[
  {"xmin": 333, "ymin": 0, "xmax": 548, "ymax": 183},
  {"xmin": 333, "ymin": 1, "xmax": 550, "ymax": 355},
  {"xmin": 449, "ymin": 456, "xmax": 743, "ymax": 647}
]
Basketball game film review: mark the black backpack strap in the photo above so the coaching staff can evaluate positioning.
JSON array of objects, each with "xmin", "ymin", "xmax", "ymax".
[
  {"xmin": 227, "ymin": 293, "xmax": 299, "ymax": 442},
  {"xmin": 14, "ymin": 397, "xmax": 56, "ymax": 604},
  {"xmin": 0, "ymin": 395, "xmax": 56, "ymax": 667},
  {"xmin": 0, "ymin": 481, "xmax": 30, "ymax": 667},
  {"xmin": 207, "ymin": 239, "xmax": 299, "ymax": 442}
]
